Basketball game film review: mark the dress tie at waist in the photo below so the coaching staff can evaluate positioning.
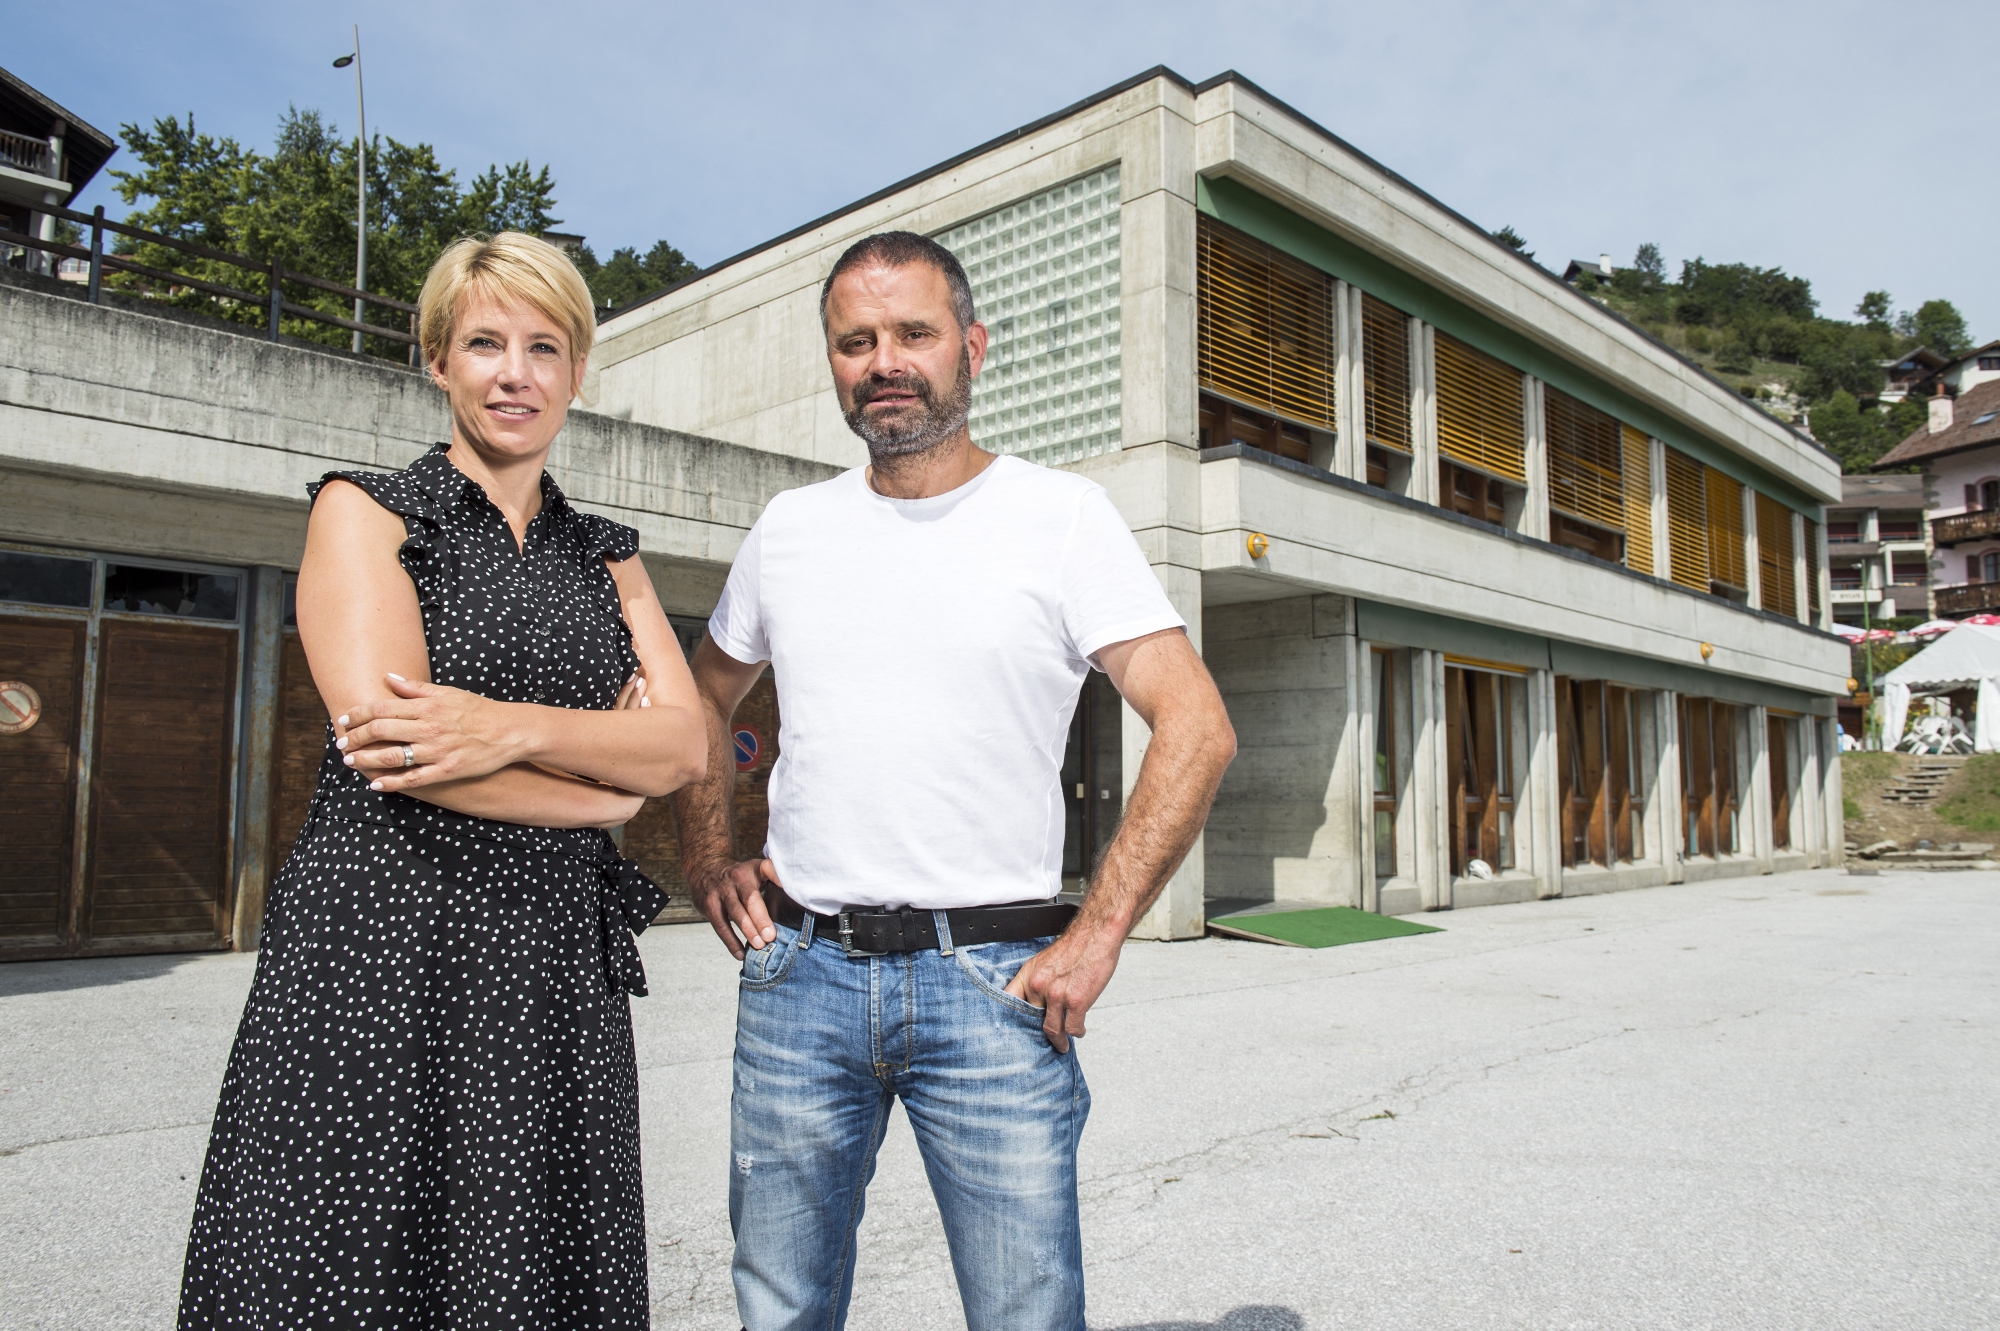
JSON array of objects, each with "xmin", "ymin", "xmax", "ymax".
[{"xmin": 597, "ymin": 856, "xmax": 671, "ymax": 997}]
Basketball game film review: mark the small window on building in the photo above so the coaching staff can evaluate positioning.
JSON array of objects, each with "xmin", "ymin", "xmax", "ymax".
[
  {"xmin": 1977, "ymin": 357, "xmax": 2000, "ymax": 372},
  {"xmin": 1890, "ymin": 556, "xmax": 1928, "ymax": 587},
  {"xmin": 1984, "ymin": 480, "xmax": 2000, "ymax": 511},
  {"xmin": 1973, "ymin": 409, "xmax": 1999, "ymax": 425},
  {"xmin": 1705, "ymin": 469, "xmax": 1748, "ymax": 600},
  {"xmin": 1440, "ymin": 459, "xmax": 1517, "ymax": 528},
  {"xmin": 0, "ymin": 550, "xmax": 93, "ymax": 609},
  {"xmin": 1825, "ymin": 520, "xmax": 1860, "ymax": 542},
  {"xmin": 102, "ymin": 564, "xmax": 239, "ymax": 621},
  {"xmin": 1545, "ymin": 386, "xmax": 1627, "ymax": 560},
  {"xmin": 1877, "ymin": 513, "xmax": 1922, "ymax": 542},
  {"xmin": 1361, "ymin": 293, "xmax": 1412, "ymax": 455},
  {"xmin": 1984, "ymin": 552, "xmax": 2000, "ymax": 584},
  {"xmin": 1434, "ymin": 331, "xmax": 1525, "ymax": 489},
  {"xmin": 1804, "ymin": 516, "xmax": 1822, "ymax": 623},
  {"xmin": 1198, "ymin": 393, "xmax": 1311, "ymax": 463},
  {"xmin": 1831, "ymin": 564, "xmax": 1862, "ymax": 590},
  {"xmin": 1663, "ymin": 446, "xmax": 1710, "ymax": 592}
]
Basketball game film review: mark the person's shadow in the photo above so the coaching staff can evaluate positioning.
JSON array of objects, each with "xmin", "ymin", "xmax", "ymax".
[{"xmin": 1100, "ymin": 1308, "xmax": 1305, "ymax": 1331}]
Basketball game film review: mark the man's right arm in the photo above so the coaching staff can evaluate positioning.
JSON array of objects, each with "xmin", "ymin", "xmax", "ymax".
[{"xmin": 671, "ymin": 635, "xmax": 781, "ymax": 958}]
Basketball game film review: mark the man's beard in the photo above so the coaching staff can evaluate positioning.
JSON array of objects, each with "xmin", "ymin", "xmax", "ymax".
[{"xmin": 843, "ymin": 344, "xmax": 973, "ymax": 460}]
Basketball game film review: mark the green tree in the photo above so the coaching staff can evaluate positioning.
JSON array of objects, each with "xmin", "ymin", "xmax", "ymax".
[
  {"xmin": 572, "ymin": 239, "xmax": 699, "ymax": 311},
  {"xmin": 1897, "ymin": 298, "xmax": 1970, "ymax": 356},
  {"xmin": 1631, "ymin": 241, "xmax": 1664, "ymax": 283},
  {"xmin": 1855, "ymin": 290, "xmax": 1892, "ymax": 332},
  {"xmin": 1493, "ymin": 225, "xmax": 1534, "ymax": 262},
  {"xmin": 110, "ymin": 109, "xmax": 568, "ymax": 358}
]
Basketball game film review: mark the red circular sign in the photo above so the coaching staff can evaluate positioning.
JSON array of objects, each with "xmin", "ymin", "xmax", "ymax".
[
  {"xmin": 0, "ymin": 680, "xmax": 42, "ymax": 735},
  {"xmin": 733, "ymin": 725, "xmax": 764, "ymax": 772}
]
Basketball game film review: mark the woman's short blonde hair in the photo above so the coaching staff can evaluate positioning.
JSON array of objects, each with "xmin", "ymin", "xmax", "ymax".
[{"xmin": 417, "ymin": 231, "xmax": 596, "ymax": 372}]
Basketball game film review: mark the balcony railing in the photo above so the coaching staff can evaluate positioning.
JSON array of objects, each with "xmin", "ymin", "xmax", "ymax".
[
  {"xmin": 1931, "ymin": 510, "xmax": 2000, "ymax": 546},
  {"xmin": 1935, "ymin": 582, "xmax": 2000, "ymax": 614},
  {"xmin": 0, "ymin": 128, "xmax": 54, "ymax": 178}
]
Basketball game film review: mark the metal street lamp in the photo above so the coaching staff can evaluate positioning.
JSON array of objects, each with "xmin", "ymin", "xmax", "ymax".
[{"xmin": 333, "ymin": 28, "xmax": 367, "ymax": 354}]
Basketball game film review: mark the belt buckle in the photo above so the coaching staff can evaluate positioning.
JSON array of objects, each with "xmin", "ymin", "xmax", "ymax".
[{"xmin": 836, "ymin": 911, "xmax": 887, "ymax": 958}]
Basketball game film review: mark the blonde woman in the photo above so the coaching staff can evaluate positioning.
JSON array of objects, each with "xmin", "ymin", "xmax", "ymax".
[{"xmin": 178, "ymin": 233, "xmax": 704, "ymax": 1330}]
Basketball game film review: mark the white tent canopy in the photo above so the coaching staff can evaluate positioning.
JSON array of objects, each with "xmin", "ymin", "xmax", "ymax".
[{"xmin": 1881, "ymin": 623, "xmax": 2000, "ymax": 751}]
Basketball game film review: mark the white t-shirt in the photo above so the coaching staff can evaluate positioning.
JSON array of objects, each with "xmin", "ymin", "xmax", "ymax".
[{"xmin": 707, "ymin": 455, "xmax": 1184, "ymax": 913}]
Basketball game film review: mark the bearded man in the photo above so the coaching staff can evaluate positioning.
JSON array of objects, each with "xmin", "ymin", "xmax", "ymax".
[{"xmin": 671, "ymin": 230, "xmax": 1236, "ymax": 1331}]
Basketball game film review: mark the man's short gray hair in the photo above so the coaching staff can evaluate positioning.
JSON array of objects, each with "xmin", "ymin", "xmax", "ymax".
[{"xmin": 820, "ymin": 231, "xmax": 977, "ymax": 330}]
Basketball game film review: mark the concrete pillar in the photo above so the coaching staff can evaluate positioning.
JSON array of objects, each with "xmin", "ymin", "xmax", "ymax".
[
  {"xmin": 1823, "ymin": 718, "xmax": 1847, "ymax": 863},
  {"xmin": 1815, "ymin": 521, "xmax": 1833, "ymax": 631},
  {"xmin": 1657, "ymin": 690, "xmax": 1686, "ymax": 882},
  {"xmin": 231, "ymin": 565, "xmax": 285, "ymax": 950},
  {"xmin": 1791, "ymin": 512, "xmax": 1810, "ymax": 624},
  {"xmin": 1523, "ymin": 667, "xmax": 1564, "ymax": 898},
  {"xmin": 1521, "ymin": 377, "xmax": 1550, "ymax": 541},
  {"xmin": 1333, "ymin": 280, "xmax": 1359, "ymax": 480},
  {"xmin": 1743, "ymin": 485, "xmax": 1763, "ymax": 610},
  {"xmin": 1649, "ymin": 437, "xmax": 1671, "ymax": 580},
  {"xmin": 1113, "ymin": 99, "xmax": 1205, "ymax": 941},
  {"xmin": 1357, "ymin": 637, "xmax": 1381, "ymax": 914},
  {"xmin": 1409, "ymin": 648, "xmax": 1451, "ymax": 910},
  {"xmin": 1412, "ymin": 323, "xmax": 1439, "ymax": 506},
  {"xmin": 1635, "ymin": 688, "xmax": 1669, "ymax": 869},
  {"xmin": 1746, "ymin": 705, "xmax": 1775, "ymax": 872}
]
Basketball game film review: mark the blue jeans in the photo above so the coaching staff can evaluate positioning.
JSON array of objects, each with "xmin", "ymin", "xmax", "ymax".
[{"xmin": 730, "ymin": 912, "xmax": 1090, "ymax": 1331}]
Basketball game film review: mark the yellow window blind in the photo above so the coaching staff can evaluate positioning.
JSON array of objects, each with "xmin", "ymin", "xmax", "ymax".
[
  {"xmin": 1802, "ymin": 516, "xmax": 1821, "ymax": 622},
  {"xmin": 1434, "ymin": 331, "xmax": 1525, "ymax": 483},
  {"xmin": 1196, "ymin": 217, "xmax": 1337, "ymax": 431},
  {"xmin": 1706, "ymin": 467, "xmax": 1747, "ymax": 592},
  {"xmin": 1621, "ymin": 425, "xmax": 1654, "ymax": 576},
  {"xmin": 1545, "ymin": 387, "xmax": 1625, "ymax": 533},
  {"xmin": 1664, "ymin": 446, "xmax": 1709, "ymax": 591},
  {"xmin": 1755, "ymin": 492, "xmax": 1797, "ymax": 619},
  {"xmin": 1361, "ymin": 293, "xmax": 1412, "ymax": 453}
]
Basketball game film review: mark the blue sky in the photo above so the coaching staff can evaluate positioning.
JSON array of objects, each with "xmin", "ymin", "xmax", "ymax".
[{"xmin": 12, "ymin": 0, "xmax": 1996, "ymax": 340}]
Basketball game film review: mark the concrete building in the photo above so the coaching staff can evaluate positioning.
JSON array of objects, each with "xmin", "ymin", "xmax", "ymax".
[
  {"xmin": 590, "ymin": 67, "xmax": 1850, "ymax": 937},
  {"xmin": 1825, "ymin": 473, "xmax": 1930, "ymax": 624},
  {"xmin": 1880, "ymin": 379, "xmax": 2000, "ymax": 618}
]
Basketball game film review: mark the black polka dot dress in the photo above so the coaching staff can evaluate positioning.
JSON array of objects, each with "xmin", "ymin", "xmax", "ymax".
[{"xmin": 179, "ymin": 443, "xmax": 669, "ymax": 1330}]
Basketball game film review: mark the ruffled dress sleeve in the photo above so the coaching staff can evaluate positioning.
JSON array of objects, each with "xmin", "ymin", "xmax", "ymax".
[{"xmin": 307, "ymin": 465, "xmax": 449, "ymax": 607}]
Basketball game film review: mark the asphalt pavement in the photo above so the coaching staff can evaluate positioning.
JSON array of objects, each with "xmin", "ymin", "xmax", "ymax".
[{"xmin": 3, "ymin": 867, "xmax": 1995, "ymax": 1329}]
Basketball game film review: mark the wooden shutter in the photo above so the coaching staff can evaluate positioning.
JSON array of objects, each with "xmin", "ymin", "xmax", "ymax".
[
  {"xmin": 1361, "ymin": 293, "xmax": 1412, "ymax": 452},
  {"xmin": 1621, "ymin": 425, "xmax": 1654, "ymax": 575},
  {"xmin": 1755, "ymin": 493, "xmax": 1797, "ymax": 619},
  {"xmin": 1545, "ymin": 387, "xmax": 1625, "ymax": 533},
  {"xmin": 269, "ymin": 633, "xmax": 325, "ymax": 878},
  {"xmin": 0, "ymin": 615, "xmax": 84, "ymax": 950},
  {"xmin": 83, "ymin": 620, "xmax": 236, "ymax": 945},
  {"xmin": 1802, "ymin": 516, "xmax": 1822, "ymax": 622},
  {"xmin": 1196, "ymin": 217, "xmax": 1337, "ymax": 431},
  {"xmin": 1434, "ymin": 331, "xmax": 1525, "ymax": 483},
  {"xmin": 1664, "ymin": 446, "xmax": 1709, "ymax": 591},
  {"xmin": 1706, "ymin": 467, "xmax": 1747, "ymax": 592}
]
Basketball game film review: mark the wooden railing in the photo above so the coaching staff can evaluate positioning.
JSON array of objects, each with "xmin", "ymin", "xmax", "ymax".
[
  {"xmin": 1931, "ymin": 509, "xmax": 2000, "ymax": 546},
  {"xmin": 2, "ymin": 202, "xmax": 419, "ymax": 360},
  {"xmin": 1934, "ymin": 582, "xmax": 2000, "ymax": 614},
  {"xmin": 0, "ymin": 127, "xmax": 53, "ymax": 177}
]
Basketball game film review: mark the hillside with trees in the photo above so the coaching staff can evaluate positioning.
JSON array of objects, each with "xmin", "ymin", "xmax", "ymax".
[
  {"xmin": 103, "ymin": 110, "xmax": 696, "ymax": 360},
  {"xmin": 1544, "ymin": 235, "xmax": 1974, "ymax": 473}
]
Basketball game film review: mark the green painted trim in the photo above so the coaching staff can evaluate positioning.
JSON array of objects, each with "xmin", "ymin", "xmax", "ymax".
[
  {"xmin": 1196, "ymin": 176, "xmax": 1824, "ymax": 517},
  {"xmin": 1355, "ymin": 599, "xmax": 1831, "ymax": 713}
]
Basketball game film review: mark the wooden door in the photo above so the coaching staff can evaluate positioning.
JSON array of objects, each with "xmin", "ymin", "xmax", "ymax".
[
  {"xmin": 81, "ymin": 620, "xmax": 237, "ymax": 950},
  {"xmin": 0, "ymin": 615, "xmax": 86, "ymax": 953}
]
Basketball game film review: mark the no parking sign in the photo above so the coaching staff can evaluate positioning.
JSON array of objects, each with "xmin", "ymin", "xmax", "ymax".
[{"xmin": 733, "ymin": 725, "xmax": 764, "ymax": 772}]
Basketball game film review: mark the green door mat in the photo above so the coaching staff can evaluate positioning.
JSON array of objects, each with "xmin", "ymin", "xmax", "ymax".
[{"xmin": 1207, "ymin": 906, "xmax": 1442, "ymax": 949}]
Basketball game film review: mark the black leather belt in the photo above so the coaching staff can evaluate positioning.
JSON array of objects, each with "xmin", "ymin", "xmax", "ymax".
[{"xmin": 761, "ymin": 885, "xmax": 1076, "ymax": 957}]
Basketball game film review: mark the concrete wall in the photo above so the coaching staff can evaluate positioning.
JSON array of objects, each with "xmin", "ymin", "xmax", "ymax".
[
  {"xmin": 1203, "ymin": 595, "xmax": 1359, "ymax": 906},
  {"xmin": 0, "ymin": 279, "xmax": 838, "ymax": 610}
]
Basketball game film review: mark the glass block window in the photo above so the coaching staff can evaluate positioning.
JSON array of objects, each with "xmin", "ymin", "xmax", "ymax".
[{"xmin": 936, "ymin": 165, "xmax": 1122, "ymax": 466}]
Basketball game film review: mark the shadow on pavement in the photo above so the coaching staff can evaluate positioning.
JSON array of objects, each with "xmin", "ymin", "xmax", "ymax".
[
  {"xmin": 0, "ymin": 950, "xmax": 219, "ymax": 997},
  {"xmin": 1101, "ymin": 1307, "xmax": 1305, "ymax": 1331}
]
